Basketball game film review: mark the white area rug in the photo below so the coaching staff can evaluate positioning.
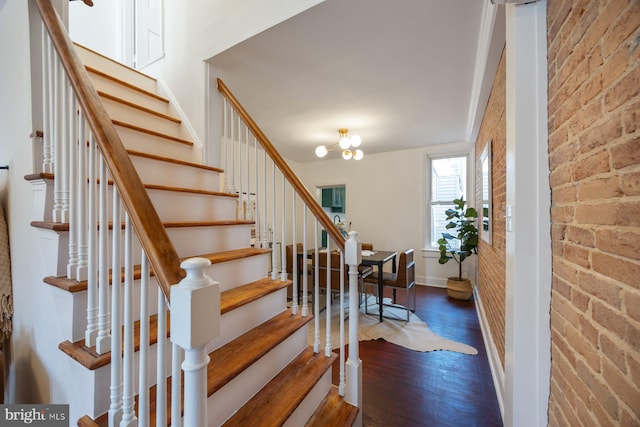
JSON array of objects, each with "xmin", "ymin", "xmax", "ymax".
[{"xmin": 308, "ymin": 295, "xmax": 478, "ymax": 355}]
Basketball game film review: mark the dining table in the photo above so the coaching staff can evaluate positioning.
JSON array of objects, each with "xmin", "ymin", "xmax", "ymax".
[{"xmin": 299, "ymin": 248, "xmax": 398, "ymax": 322}]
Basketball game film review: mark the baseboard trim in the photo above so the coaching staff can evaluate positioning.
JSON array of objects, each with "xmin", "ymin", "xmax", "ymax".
[
  {"xmin": 473, "ymin": 287, "xmax": 505, "ymax": 421},
  {"xmin": 416, "ymin": 276, "xmax": 447, "ymax": 288}
]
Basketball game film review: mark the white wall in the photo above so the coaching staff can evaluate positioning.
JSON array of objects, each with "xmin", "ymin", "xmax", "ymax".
[
  {"xmin": 163, "ymin": 0, "xmax": 325, "ymax": 152},
  {"xmin": 291, "ymin": 143, "xmax": 476, "ymax": 287},
  {"xmin": 69, "ymin": 0, "xmax": 121, "ymax": 62}
]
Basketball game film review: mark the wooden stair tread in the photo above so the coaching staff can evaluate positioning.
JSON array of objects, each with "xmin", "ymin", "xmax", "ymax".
[
  {"xmin": 127, "ymin": 149, "xmax": 224, "ymax": 173},
  {"xmin": 114, "ymin": 120, "xmax": 193, "ymax": 146},
  {"xmin": 58, "ymin": 277, "xmax": 288, "ymax": 369},
  {"xmin": 143, "ymin": 182, "xmax": 237, "ymax": 198},
  {"xmin": 305, "ymin": 386, "xmax": 359, "ymax": 427},
  {"xmin": 31, "ymin": 219, "xmax": 254, "ymax": 233},
  {"xmin": 85, "ymin": 66, "xmax": 167, "ymax": 103},
  {"xmin": 208, "ymin": 310, "xmax": 312, "ymax": 395},
  {"xmin": 222, "ymin": 348, "xmax": 337, "ymax": 427},
  {"xmin": 98, "ymin": 90, "xmax": 181, "ymax": 123},
  {"xmin": 59, "ymin": 312, "xmax": 170, "ymax": 370}
]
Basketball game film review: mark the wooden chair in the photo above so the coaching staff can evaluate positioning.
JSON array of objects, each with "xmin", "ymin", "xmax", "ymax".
[
  {"xmin": 364, "ymin": 249, "xmax": 416, "ymax": 321},
  {"xmin": 312, "ymin": 250, "xmax": 373, "ymax": 304},
  {"xmin": 362, "ymin": 242, "xmax": 373, "ymax": 251}
]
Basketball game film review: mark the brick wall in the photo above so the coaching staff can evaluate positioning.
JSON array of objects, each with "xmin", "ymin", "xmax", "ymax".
[
  {"xmin": 547, "ymin": 0, "xmax": 640, "ymax": 425},
  {"xmin": 475, "ymin": 48, "xmax": 507, "ymax": 368}
]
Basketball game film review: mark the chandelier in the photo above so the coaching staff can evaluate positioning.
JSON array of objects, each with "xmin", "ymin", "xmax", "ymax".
[{"xmin": 315, "ymin": 128, "xmax": 364, "ymax": 160}]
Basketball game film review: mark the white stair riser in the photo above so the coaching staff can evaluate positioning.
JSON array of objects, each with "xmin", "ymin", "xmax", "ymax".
[
  {"xmin": 75, "ymin": 45, "xmax": 158, "ymax": 94},
  {"xmin": 207, "ymin": 289, "xmax": 287, "ymax": 354},
  {"xmin": 130, "ymin": 155, "xmax": 221, "ymax": 193},
  {"xmin": 102, "ymin": 97, "xmax": 191, "ymax": 142},
  {"xmin": 115, "ymin": 125, "xmax": 197, "ymax": 163},
  {"xmin": 205, "ymin": 326, "xmax": 309, "ymax": 427},
  {"xmin": 148, "ymin": 189, "xmax": 237, "ymax": 222},
  {"xmin": 88, "ymin": 71, "xmax": 172, "ymax": 116},
  {"xmin": 205, "ymin": 254, "xmax": 271, "ymax": 292},
  {"xmin": 283, "ymin": 368, "xmax": 333, "ymax": 427},
  {"xmin": 167, "ymin": 225, "xmax": 253, "ymax": 256}
]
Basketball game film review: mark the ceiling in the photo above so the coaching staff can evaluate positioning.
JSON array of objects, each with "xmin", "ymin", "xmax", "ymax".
[{"xmin": 210, "ymin": 0, "xmax": 501, "ymax": 163}]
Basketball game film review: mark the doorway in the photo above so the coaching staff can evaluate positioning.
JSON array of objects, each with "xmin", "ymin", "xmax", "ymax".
[{"xmin": 317, "ymin": 185, "xmax": 346, "ymax": 247}]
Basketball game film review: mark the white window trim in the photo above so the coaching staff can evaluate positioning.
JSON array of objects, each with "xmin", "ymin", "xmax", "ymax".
[{"xmin": 421, "ymin": 142, "xmax": 475, "ymax": 257}]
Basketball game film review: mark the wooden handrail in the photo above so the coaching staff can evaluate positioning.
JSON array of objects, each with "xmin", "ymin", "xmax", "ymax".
[
  {"xmin": 34, "ymin": 0, "xmax": 184, "ymax": 299},
  {"xmin": 217, "ymin": 78, "xmax": 346, "ymax": 252}
]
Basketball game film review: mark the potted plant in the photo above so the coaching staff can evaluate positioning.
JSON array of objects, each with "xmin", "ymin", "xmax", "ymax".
[{"xmin": 437, "ymin": 197, "xmax": 478, "ymax": 300}]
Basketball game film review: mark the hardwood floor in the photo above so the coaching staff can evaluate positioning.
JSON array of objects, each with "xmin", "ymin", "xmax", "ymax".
[{"xmin": 333, "ymin": 285, "xmax": 503, "ymax": 427}]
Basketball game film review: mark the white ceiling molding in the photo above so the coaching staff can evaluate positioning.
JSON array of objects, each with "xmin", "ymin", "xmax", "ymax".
[{"xmin": 464, "ymin": 0, "xmax": 506, "ymax": 146}]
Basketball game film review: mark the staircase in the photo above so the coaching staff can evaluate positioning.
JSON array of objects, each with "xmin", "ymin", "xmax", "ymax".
[{"xmin": 28, "ymin": 5, "xmax": 360, "ymax": 424}]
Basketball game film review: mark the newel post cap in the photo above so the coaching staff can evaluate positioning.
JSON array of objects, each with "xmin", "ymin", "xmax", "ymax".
[
  {"xmin": 345, "ymin": 231, "xmax": 362, "ymax": 266},
  {"xmin": 170, "ymin": 257, "xmax": 220, "ymax": 349}
]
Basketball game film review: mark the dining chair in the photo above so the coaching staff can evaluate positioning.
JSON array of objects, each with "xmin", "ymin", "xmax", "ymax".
[
  {"xmin": 364, "ymin": 249, "xmax": 416, "ymax": 321},
  {"xmin": 312, "ymin": 250, "xmax": 373, "ymax": 305}
]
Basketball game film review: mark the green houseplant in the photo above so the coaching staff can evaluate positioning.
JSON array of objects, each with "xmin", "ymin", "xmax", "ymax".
[{"xmin": 437, "ymin": 197, "xmax": 478, "ymax": 300}]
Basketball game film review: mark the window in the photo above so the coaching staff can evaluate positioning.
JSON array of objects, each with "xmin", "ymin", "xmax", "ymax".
[{"xmin": 427, "ymin": 155, "xmax": 468, "ymax": 249}]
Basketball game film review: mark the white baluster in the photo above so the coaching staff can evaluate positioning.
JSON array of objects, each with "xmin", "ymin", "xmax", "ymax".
[
  {"xmin": 338, "ymin": 250, "xmax": 346, "ymax": 395},
  {"xmin": 230, "ymin": 111, "xmax": 236, "ymax": 195},
  {"xmin": 222, "ymin": 99, "xmax": 229, "ymax": 193},
  {"xmin": 253, "ymin": 137, "xmax": 260, "ymax": 243},
  {"xmin": 302, "ymin": 205, "xmax": 309, "ymax": 317},
  {"xmin": 290, "ymin": 190, "xmax": 298, "ymax": 315},
  {"xmin": 280, "ymin": 175, "xmax": 286, "ymax": 282},
  {"xmin": 109, "ymin": 191, "xmax": 123, "ymax": 426},
  {"xmin": 325, "ymin": 237, "xmax": 332, "ymax": 357},
  {"xmin": 41, "ymin": 31, "xmax": 53, "ymax": 174},
  {"xmin": 138, "ymin": 253, "xmax": 150, "ymax": 427},
  {"xmin": 76, "ymin": 115, "xmax": 88, "ymax": 281},
  {"xmin": 156, "ymin": 290, "xmax": 168, "ymax": 427},
  {"xmin": 271, "ymin": 163, "xmax": 278, "ymax": 280},
  {"xmin": 171, "ymin": 258, "xmax": 220, "ymax": 427},
  {"xmin": 345, "ymin": 231, "xmax": 363, "ymax": 408},
  {"xmin": 313, "ymin": 220, "xmax": 320, "ymax": 353},
  {"xmin": 85, "ymin": 136, "xmax": 98, "ymax": 347},
  {"xmin": 96, "ymin": 159, "xmax": 111, "ymax": 354},
  {"xmin": 237, "ymin": 117, "xmax": 243, "ymax": 220},
  {"xmin": 245, "ymin": 127, "xmax": 250, "ymax": 220},
  {"xmin": 171, "ymin": 344, "xmax": 182, "ymax": 427},
  {"xmin": 120, "ymin": 214, "xmax": 137, "ymax": 427},
  {"xmin": 61, "ymin": 81, "xmax": 70, "ymax": 222},
  {"xmin": 52, "ymin": 54, "xmax": 63, "ymax": 222},
  {"xmin": 66, "ymin": 92, "xmax": 78, "ymax": 279},
  {"xmin": 261, "ymin": 149, "xmax": 268, "ymax": 250}
]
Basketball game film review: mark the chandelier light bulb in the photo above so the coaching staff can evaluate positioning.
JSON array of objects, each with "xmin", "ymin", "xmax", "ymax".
[
  {"xmin": 350, "ymin": 135, "xmax": 361, "ymax": 147},
  {"xmin": 353, "ymin": 149, "xmax": 364, "ymax": 160},
  {"xmin": 315, "ymin": 145, "xmax": 328, "ymax": 157},
  {"xmin": 342, "ymin": 149, "xmax": 353, "ymax": 160},
  {"xmin": 339, "ymin": 136, "xmax": 351, "ymax": 149}
]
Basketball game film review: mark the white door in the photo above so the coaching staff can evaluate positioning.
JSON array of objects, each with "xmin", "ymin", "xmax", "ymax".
[{"xmin": 133, "ymin": 0, "xmax": 164, "ymax": 69}]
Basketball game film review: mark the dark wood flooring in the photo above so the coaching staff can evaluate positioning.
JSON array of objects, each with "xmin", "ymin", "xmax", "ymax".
[{"xmin": 333, "ymin": 285, "xmax": 503, "ymax": 427}]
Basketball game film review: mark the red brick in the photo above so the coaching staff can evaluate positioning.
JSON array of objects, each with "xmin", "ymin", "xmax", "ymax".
[
  {"xmin": 602, "ymin": 2, "xmax": 640, "ymax": 58},
  {"xmin": 604, "ymin": 64, "xmax": 640, "ymax": 112},
  {"xmin": 579, "ymin": 315, "xmax": 600, "ymax": 347},
  {"xmin": 567, "ymin": 322, "xmax": 601, "ymax": 371},
  {"xmin": 592, "ymin": 251, "xmax": 640, "ymax": 289},
  {"xmin": 621, "ymin": 171, "xmax": 640, "ymax": 195},
  {"xmin": 554, "ymin": 258, "xmax": 579, "ymax": 283},
  {"xmin": 602, "ymin": 358, "xmax": 640, "ymax": 420},
  {"xmin": 551, "ymin": 206, "xmax": 574, "ymax": 223},
  {"xmin": 567, "ymin": 100, "xmax": 603, "ymax": 138},
  {"xmin": 564, "ymin": 243, "xmax": 591, "ymax": 269},
  {"xmin": 622, "ymin": 101, "xmax": 640, "ymax": 133},
  {"xmin": 574, "ymin": 203, "xmax": 618, "ymax": 225},
  {"xmin": 552, "ymin": 326, "xmax": 577, "ymax": 367},
  {"xmin": 602, "ymin": 41, "xmax": 633, "ymax": 89},
  {"xmin": 611, "ymin": 137, "xmax": 640, "ymax": 169},
  {"xmin": 565, "ymin": 225, "xmax": 594, "ymax": 247},
  {"xmin": 572, "ymin": 149, "xmax": 611, "ymax": 180},
  {"xmin": 578, "ymin": 176, "xmax": 623, "ymax": 201},
  {"xmin": 577, "ymin": 270, "xmax": 622, "ymax": 309},
  {"xmin": 553, "ymin": 276, "xmax": 572, "ymax": 300},
  {"xmin": 593, "ymin": 301, "xmax": 640, "ymax": 347},
  {"xmin": 576, "ymin": 358, "xmax": 620, "ymax": 419},
  {"xmin": 624, "ymin": 291, "xmax": 640, "ymax": 323},
  {"xmin": 578, "ymin": 116, "xmax": 623, "ymax": 154},
  {"xmin": 600, "ymin": 333, "xmax": 628, "ymax": 373},
  {"xmin": 552, "ymin": 291, "xmax": 581, "ymax": 326},
  {"xmin": 549, "ymin": 126, "xmax": 569, "ymax": 152},
  {"xmin": 550, "ymin": 140, "xmax": 577, "ymax": 170},
  {"xmin": 552, "ymin": 184, "xmax": 577, "ymax": 204},
  {"xmin": 579, "ymin": 70, "xmax": 604, "ymax": 105},
  {"xmin": 549, "ymin": 164, "xmax": 572, "ymax": 187},
  {"xmin": 595, "ymin": 228, "xmax": 640, "ymax": 260},
  {"xmin": 627, "ymin": 354, "xmax": 640, "ymax": 385},
  {"xmin": 615, "ymin": 200, "xmax": 640, "ymax": 227}
]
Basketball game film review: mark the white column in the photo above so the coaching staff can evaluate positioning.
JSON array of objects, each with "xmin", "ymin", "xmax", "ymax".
[
  {"xmin": 504, "ymin": 2, "xmax": 551, "ymax": 426},
  {"xmin": 171, "ymin": 258, "xmax": 220, "ymax": 427},
  {"xmin": 344, "ymin": 231, "xmax": 362, "ymax": 412}
]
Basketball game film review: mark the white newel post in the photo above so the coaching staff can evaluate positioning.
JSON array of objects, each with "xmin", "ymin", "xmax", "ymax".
[
  {"xmin": 170, "ymin": 258, "xmax": 221, "ymax": 427},
  {"xmin": 344, "ymin": 231, "xmax": 362, "ymax": 423}
]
